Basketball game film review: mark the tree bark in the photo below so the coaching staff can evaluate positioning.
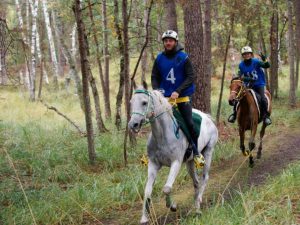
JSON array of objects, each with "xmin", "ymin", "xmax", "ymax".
[
  {"xmin": 141, "ymin": 0, "xmax": 149, "ymax": 84},
  {"xmin": 42, "ymin": 0, "xmax": 59, "ymax": 88},
  {"xmin": 270, "ymin": 0, "xmax": 279, "ymax": 98},
  {"xmin": 15, "ymin": 0, "xmax": 28, "ymax": 46},
  {"xmin": 87, "ymin": 0, "xmax": 109, "ymax": 119},
  {"xmin": 28, "ymin": 0, "xmax": 38, "ymax": 101},
  {"xmin": 216, "ymin": 15, "xmax": 234, "ymax": 125},
  {"xmin": 73, "ymin": 0, "xmax": 96, "ymax": 164},
  {"xmin": 113, "ymin": 0, "xmax": 125, "ymax": 130},
  {"xmin": 203, "ymin": 0, "xmax": 212, "ymax": 113},
  {"xmin": 122, "ymin": 0, "xmax": 132, "ymax": 164},
  {"xmin": 287, "ymin": 0, "xmax": 296, "ymax": 107},
  {"xmin": 102, "ymin": 0, "xmax": 112, "ymax": 119},
  {"xmin": 182, "ymin": 1, "xmax": 207, "ymax": 112},
  {"xmin": 164, "ymin": 0, "xmax": 178, "ymax": 32},
  {"xmin": 0, "ymin": 6, "xmax": 8, "ymax": 85},
  {"xmin": 293, "ymin": 0, "xmax": 300, "ymax": 89},
  {"xmin": 54, "ymin": 17, "xmax": 84, "ymax": 111}
]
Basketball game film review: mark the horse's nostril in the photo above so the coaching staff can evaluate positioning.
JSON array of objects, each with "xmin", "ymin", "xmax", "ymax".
[{"xmin": 133, "ymin": 123, "xmax": 139, "ymax": 128}]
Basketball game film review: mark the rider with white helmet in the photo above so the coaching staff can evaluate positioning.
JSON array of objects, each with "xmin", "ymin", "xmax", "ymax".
[
  {"xmin": 228, "ymin": 46, "xmax": 272, "ymax": 125},
  {"xmin": 151, "ymin": 30, "xmax": 205, "ymax": 168}
]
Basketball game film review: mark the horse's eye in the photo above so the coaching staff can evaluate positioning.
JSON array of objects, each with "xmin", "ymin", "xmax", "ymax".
[{"xmin": 142, "ymin": 101, "xmax": 147, "ymax": 106}]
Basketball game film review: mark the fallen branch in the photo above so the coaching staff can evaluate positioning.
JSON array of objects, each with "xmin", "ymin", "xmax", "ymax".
[{"xmin": 40, "ymin": 100, "xmax": 86, "ymax": 136}]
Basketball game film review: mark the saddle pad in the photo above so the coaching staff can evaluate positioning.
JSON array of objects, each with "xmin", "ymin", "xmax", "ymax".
[
  {"xmin": 249, "ymin": 89, "xmax": 271, "ymax": 117},
  {"xmin": 172, "ymin": 107, "xmax": 202, "ymax": 140}
]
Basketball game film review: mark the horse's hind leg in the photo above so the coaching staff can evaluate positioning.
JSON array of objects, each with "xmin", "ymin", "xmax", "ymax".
[
  {"xmin": 141, "ymin": 160, "xmax": 160, "ymax": 224},
  {"xmin": 186, "ymin": 160, "xmax": 200, "ymax": 212},
  {"xmin": 163, "ymin": 160, "xmax": 181, "ymax": 211},
  {"xmin": 257, "ymin": 123, "xmax": 267, "ymax": 159},
  {"xmin": 198, "ymin": 146, "xmax": 213, "ymax": 210}
]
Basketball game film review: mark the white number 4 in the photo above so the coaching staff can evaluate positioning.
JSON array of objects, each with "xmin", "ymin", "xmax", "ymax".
[{"xmin": 166, "ymin": 68, "xmax": 176, "ymax": 84}]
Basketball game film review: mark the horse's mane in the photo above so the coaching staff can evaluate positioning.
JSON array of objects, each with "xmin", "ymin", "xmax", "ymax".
[{"xmin": 151, "ymin": 90, "xmax": 173, "ymax": 112}]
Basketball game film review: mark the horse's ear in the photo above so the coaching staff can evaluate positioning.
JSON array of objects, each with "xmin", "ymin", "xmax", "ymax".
[
  {"xmin": 132, "ymin": 80, "xmax": 137, "ymax": 89},
  {"xmin": 142, "ymin": 80, "xmax": 148, "ymax": 90}
]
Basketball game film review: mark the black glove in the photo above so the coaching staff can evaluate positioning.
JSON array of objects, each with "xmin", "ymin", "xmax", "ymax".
[{"xmin": 259, "ymin": 52, "xmax": 267, "ymax": 61}]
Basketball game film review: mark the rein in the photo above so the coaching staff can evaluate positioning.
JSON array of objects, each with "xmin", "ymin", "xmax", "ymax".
[
  {"xmin": 131, "ymin": 89, "xmax": 186, "ymax": 139},
  {"xmin": 231, "ymin": 80, "xmax": 247, "ymax": 101}
]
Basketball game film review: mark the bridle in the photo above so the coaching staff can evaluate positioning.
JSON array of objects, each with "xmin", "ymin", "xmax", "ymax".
[
  {"xmin": 231, "ymin": 80, "xmax": 247, "ymax": 101},
  {"xmin": 131, "ymin": 89, "xmax": 155, "ymax": 123}
]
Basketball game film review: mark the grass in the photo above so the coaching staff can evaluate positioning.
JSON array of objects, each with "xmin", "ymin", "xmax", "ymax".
[
  {"xmin": 0, "ymin": 63, "xmax": 300, "ymax": 224},
  {"xmin": 181, "ymin": 162, "xmax": 300, "ymax": 225}
]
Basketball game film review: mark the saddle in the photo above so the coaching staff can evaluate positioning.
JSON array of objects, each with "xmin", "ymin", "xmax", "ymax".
[{"xmin": 172, "ymin": 107, "xmax": 202, "ymax": 160}]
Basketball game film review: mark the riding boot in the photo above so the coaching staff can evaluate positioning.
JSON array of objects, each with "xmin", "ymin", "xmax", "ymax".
[
  {"xmin": 261, "ymin": 98, "xmax": 272, "ymax": 126},
  {"xmin": 190, "ymin": 131, "xmax": 205, "ymax": 169}
]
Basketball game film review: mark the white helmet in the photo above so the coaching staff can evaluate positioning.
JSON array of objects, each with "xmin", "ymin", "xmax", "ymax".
[
  {"xmin": 241, "ymin": 46, "xmax": 253, "ymax": 54},
  {"xmin": 162, "ymin": 30, "xmax": 178, "ymax": 41}
]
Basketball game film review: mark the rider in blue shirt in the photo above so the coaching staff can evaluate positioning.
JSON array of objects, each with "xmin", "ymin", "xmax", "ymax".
[
  {"xmin": 151, "ymin": 30, "xmax": 205, "ymax": 168},
  {"xmin": 228, "ymin": 46, "xmax": 272, "ymax": 125}
]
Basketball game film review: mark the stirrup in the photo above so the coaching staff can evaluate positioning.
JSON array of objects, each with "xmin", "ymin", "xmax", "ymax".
[
  {"xmin": 264, "ymin": 117, "xmax": 272, "ymax": 126},
  {"xmin": 194, "ymin": 154, "xmax": 205, "ymax": 169},
  {"xmin": 228, "ymin": 114, "xmax": 236, "ymax": 123}
]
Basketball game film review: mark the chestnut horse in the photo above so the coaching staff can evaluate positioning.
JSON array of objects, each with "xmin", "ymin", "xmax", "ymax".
[{"xmin": 228, "ymin": 79, "xmax": 272, "ymax": 167}]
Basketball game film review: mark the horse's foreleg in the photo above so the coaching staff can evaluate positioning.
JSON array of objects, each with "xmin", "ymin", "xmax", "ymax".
[
  {"xmin": 163, "ymin": 160, "xmax": 181, "ymax": 211},
  {"xmin": 141, "ymin": 160, "xmax": 160, "ymax": 224},
  {"xmin": 239, "ymin": 127, "xmax": 247, "ymax": 156},
  {"xmin": 249, "ymin": 122, "xmax": 257, "ymax": 152},
  {"xmin": 257, "ymin": 123, "xmax": 267, "ymax": 159}
]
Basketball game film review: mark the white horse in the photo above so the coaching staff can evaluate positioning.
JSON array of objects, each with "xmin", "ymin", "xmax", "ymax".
[{"xmin": 128, "ymin": 86, "xmax": 218, "ymax": 224}]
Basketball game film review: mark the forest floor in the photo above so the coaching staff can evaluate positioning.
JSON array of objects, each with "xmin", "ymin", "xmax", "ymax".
[{"xmin": 103, "ymin": 126, "xmax": 300, "ymax": 225}]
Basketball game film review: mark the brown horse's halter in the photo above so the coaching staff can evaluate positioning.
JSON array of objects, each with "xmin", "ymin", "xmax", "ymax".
[{"xmin": 231, "ymin": 80, "xmax": 247, "ymax": 101}]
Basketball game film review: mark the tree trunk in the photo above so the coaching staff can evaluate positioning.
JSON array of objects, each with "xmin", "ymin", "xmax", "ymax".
[
  {"xmin": 113, "ymin": 0, "xmax": 125, "ymax": 130},
  {"xmin": 51, "ymin": 11, "xmax": 65, "ymax": 77},
  {"xmin": 141, "ymin": 0, "xmax": 149, "ymax": 84},
  {"xmin": 203, "ymin": 0, "xmax": 212, "ymax": 113},
  {"xmin": 28, "ymin": 0, "xmax": 38, "ymax": 101},
  {"xmin": 182, "ymin": 1, "xmax": 206, "ymax": 112},
  {"xmin": 0, "ymin": 6, "xmax": 8, "ymax": 85},
  {"xmin": 102, "ymin": 0, "xmax": 112, "ymax": 119},
  {"xmin": 73, "ymin": 0, "xmax": 96, "ymax": 164},
  {"xmin": 87, "ymin": 0, "xmax": 109, "ymax": 118},
  {"xmin": 88, "ymin": 70, "xmax": 108, "ymax": 133},
  {"xmin": 15, "ymin": 0, "xmax": 28, "ymax": 46},
  {"xmin": 216, "ymin": 15, "xmax": 234, "ymax": 125},
  {"xmin": 122, "ymin": 0, "xmax": 133, "ymax": 164},
  {"xmin": 287, "ymin": 0, "xmax": 296, "ymax": 107},
  {"xmin": 270, "ymin": 1, "xmax": 279, "ymax": 98},
  {"xmin": 54, "ymin": 17, "xmax": 84, "ymax": 111},
  {"xmin": 42, "ymin": 0, "xmax": 59, "ymax": 88},
  {"xmin": 293, "ymin": 0, "xmax": 300, "ymax": 89},
  {"xmin": 258, "ymin": 5, "xmax": 269, "ymax": 90},
  {"xmin": 164, "ymin": 0, "xmax": 178, "ymax": 32}
]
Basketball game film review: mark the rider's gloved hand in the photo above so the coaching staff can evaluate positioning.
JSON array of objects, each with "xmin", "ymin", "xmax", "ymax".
[
  {"xmin": 259, "ymin": 52, "xmax": 267, "ymax": 61},
  {"xmin": 241, "ymin": 75, "xmax": 251, "ymax": 82}
]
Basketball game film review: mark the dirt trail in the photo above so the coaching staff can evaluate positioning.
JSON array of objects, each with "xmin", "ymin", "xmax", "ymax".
[{"xmin": 102, "ymin": 128, "xmax": 300, "ymax": 225}]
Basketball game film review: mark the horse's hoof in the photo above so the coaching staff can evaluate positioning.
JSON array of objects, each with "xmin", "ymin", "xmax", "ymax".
[
  {"xmin": 249, "ymin": 161, "xmax": 254, "ymax": 168},
  {"xmin": 163, "ymin": 186, "xmax": 171, "ymax": 195},
  {"xmin": 170, "ymin": 203, "xmax": 177, "ymax": 212},
  {"xmin": 257, "ymin": 152, "xmax": 262, "ymax": 159},
  {"xmin": 195, "ymin": 208, "xmax": 202, "ymax": 216},
  {"xmin": 242, "ymin": 150, "xmax": 250, "ymax": 156},
  {"xmin": 140, "ymin": 216, "xmax": 149, "ymax": 225}
]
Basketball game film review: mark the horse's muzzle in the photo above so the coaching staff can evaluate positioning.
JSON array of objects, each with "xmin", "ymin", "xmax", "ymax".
[
  {"xmin": 128, "ymin": 118, "xmax": 145, "ymax": 133},
  {"xmin": 228, "ymin": 99, "xmax": 236, "ymax": 106}
]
